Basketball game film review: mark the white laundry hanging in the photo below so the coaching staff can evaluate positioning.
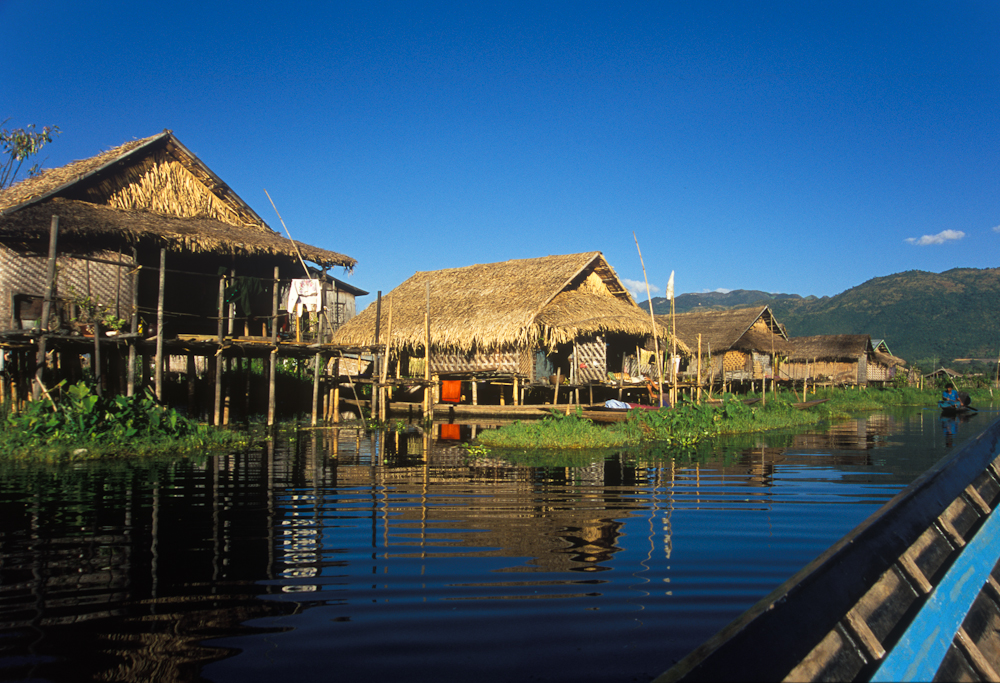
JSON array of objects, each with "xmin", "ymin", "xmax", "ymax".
[{"xmin": 287, "ymin": 278, "xmax": 322, "ymax": 317}]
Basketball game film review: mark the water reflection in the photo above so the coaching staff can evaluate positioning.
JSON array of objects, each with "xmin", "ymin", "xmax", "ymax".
[{"xmin": 0, "ymin": 407, "xmax": 995, "ymax": 682}]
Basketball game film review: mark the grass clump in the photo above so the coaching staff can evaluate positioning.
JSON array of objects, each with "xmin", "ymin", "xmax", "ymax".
[
  {"xmin": 476, "ymin": 409, "xmax": 633, "ymax": 449},
  {"xmin": 1, "ymin": 381, "xmax": 246, "ymax": 459}
]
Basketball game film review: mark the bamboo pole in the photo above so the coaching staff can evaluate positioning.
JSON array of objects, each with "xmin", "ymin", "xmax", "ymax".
[
  {"xmin": 671, "ymin": 291, "xmax": 677, "ymax": 407},
  {"xmin": 154, "ymin": 248, "xmax": 166, "ymax": 402},
  {"xmin": 34, "ymin": 216, "xmax": 59, "ymax": 402},
  {"xmin": 697, "ymin": 333, "xmax": 702, "ymax": 403},
  {"xmin": 127, "ymin": 249, "xmax": 139, "ymax": 397},
  {"xmin": 633, "ymin": 233, "xmax": 664, "ymax": 405},
  {"xmin": 423, "ymin": 282, "xmax": 432, "ymax": 421},
  {"xmin": 380, "ymin": 298, "xmax": 393, "ymax": 423},
  {"xmin": 311, "ymin": 352, "xmax": 321, "ymax": 426},
  {"xmin": 372, "ymin": 292, "xmax": 381, "ymax": 420},
  {"xmin": 214, "ymin": 274, "xmax": 225, "ymax": 425},
  {"xmin": 267, "ymin": 266, "xmax": 279, "ymax": 426}
]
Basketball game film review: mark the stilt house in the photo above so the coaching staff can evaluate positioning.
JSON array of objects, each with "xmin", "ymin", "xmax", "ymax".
[
  {"xmin": 0, "ymin": 130, "xmax": 355, "ymax": 339},
  {"xmin": 331, "ymin": 252, "xmax": 686, "ymax": 388},
  {"xmin": 662, "ymin": 306, "xmax": 790, "ymax": 382},
  {"xmin": 783, "ymin": 334, "xmax": 906, "ymax": 387}
]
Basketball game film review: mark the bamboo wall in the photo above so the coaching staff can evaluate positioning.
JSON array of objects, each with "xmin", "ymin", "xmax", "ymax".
[{"xmin": 0, "ymin": 245, "xmax": 136, "ymax": 330}]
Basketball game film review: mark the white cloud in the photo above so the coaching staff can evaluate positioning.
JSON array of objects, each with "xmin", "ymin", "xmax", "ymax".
[
  {"xmin": 701, "ymin": 288, "xmax": 732, "ymax": 294},
  {"xmin": 904, "ymin": 229, "xmax": 965, "ymax": 246},
  {"xmin": 622, "ymin": 278, "xmax": 659, "ymax": 300},
  {"xmin": 992, "ymin": 225, "xmax": 1000, "ymax": 233}
]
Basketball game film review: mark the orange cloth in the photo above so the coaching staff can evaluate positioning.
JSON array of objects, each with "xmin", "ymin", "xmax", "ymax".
[
  {"xmin": 441, "ymin": 380, "xmax": 462, "ymax": 403},
  {"xmin": 439, "ymin": 423, "xmax": 461, "ymax": 440}
]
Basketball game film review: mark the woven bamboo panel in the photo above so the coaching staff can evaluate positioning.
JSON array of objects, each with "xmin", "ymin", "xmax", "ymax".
[
  {"xmin": 575, "ymin": 339, "xmax": 607, "ymax": 382},
  {"xmin": 723, "ymin": 351, "xmax": 747, "ymax": 372},
  {"xmin": 0, "ymin": 246, "xmax": 135, "ymax": 328},
  {"xmin": 518, "ymin": 348, "xmax": 533, "ymax": 377},
  {"xmin": 431, "ymin": 350, "xmax": 519, "ymax": 374}
]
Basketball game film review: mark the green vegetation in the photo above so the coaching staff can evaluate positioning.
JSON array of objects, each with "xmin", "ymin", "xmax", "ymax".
[
  {"xmin": 0, "ymin": 382, "xmax": 247, "ymax": 459},
  {"xmin": 473, "ymin": 385, "xmax": 988, "ymax": 456}
]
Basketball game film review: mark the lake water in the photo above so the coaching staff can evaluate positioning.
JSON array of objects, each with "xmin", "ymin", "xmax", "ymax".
[{"xmin": 1, "ymin": 405, "xmax": 997, "ymax": 682}]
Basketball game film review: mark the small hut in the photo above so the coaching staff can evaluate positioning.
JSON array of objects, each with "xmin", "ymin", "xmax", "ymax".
[
  {"xmin": 783, "ymin": 334, "xmax": 906, "ymax": 387},
  {"xmin": 663, "ymin": 306, "xmax": 791, "ymax": 385},
  {"xmin": 331, "ymin": 252, "xmax": 687, "ymax": 403}
]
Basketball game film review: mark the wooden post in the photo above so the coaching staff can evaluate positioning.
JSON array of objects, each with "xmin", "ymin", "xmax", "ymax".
[
  {"xmin": 214, "ymin": 275, "xmax": 225, "ymax": 425},
  {"xmin": 267, "ymin": 267, "xmax": 279, "ymax": 426},
  {"xmin": 311, "ymin": 352, "xmax": 321, "ymax": 426},
  {"xmin": 34, "ymin": 216, "xmax": 59, "ymax": 401},
  {"xmin": 372, "ymin": 292, "xmax": 381, "ymax": 420},
  {"xmin": 154, "ymin": 248, "xmax": 166, "ymax": 402},
  {"xmin": 187, "ymin": 353, "xmax": 197, "ymax": 418},
  {"xmin": 423, "ymin": 283, "xmax": 432, "ymax": 421},
  {"xmin": 553, "ymin": 369, "xmax": 561, "ymax": 405},
  {"xmin": 127, "ymin": 248, "xmax": 139, "ymax": 396},
  {"xmin": 696, "ymin": 333, "xmax": 703, "ymax": 403},
  {"xmin": 93, "ymin": 321, "xmax": 103, "ymax": 397},
  {"xmin": 472, "ymin": 379, "xmax": 478, "ymax": 405},
  {"xmin": 380, "ymin": 298, "xmax": 392, "ymax": 423},
  {"xmin": 513, "ymin": 376, "xmax": 519, "ymax": 406}
]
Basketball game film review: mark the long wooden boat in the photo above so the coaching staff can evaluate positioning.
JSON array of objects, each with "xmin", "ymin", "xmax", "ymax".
[
  {"xmin": 940, "ymin": 400, "xmax": 978, "ymax": 417},
  {"xmin": 655, "ymin": 414, "xmax": 1000, "ymax": 683}
]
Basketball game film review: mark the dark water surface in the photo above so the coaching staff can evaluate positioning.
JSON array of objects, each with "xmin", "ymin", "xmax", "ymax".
[{"xmin": 1, "ymin": 406, "xmax": 997, "ymax": 682}]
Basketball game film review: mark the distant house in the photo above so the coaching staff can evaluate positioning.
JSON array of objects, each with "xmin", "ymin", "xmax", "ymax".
[
  {"xmin": 662, "ymin": 306, "xmax": 791, "ymax": 382},
  {"xmin": 306, "ymin": 267, "xmax": 368, "ymax": 330},
  {"xmin": 783, "ymin": 335, "xmax": 906, "ymax": 386},
  {"xmin": 331, "ymin": 252, "xmax": 687, "ymax": 390},
  {"xmin": 0, "ymin": 130, "xmax": 355, "ymax": 338},
  {"xmin": 923, "ymin": 367, "xmax": 963, "ymax": 381}
]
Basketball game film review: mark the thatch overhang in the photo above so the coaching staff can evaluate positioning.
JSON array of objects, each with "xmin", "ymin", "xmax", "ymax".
[
  {"xmin": 660, "ymin": 306, "xmax": 791, "ymax": 356},
  {"xmin": 332, "ymin": 252, "xmax": 683, "ymax": 354},
  {"xmin": 0, "ymin": 197, "xmax": 355, "ymax": 266},
  {"xmin": 535, "ymin": 289, "xmax": 689, "ymax": 353},
  {"xmin": 0, "ymin": 130, "xmax": 355, "ymax": 269},
  {"xmin": 786, "ymin": 335, "xmax": 874, "ymax": 362}
]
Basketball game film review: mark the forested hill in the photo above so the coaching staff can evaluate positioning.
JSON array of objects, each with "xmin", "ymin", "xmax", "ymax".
[{"xmin": 641, "ymin": 268, "xmax": 1000, "ymax": 366}]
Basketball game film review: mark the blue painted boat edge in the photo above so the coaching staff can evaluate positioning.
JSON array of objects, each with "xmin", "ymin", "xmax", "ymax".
[{"xmin": 871, "ymin": 479, "xmax": 1000, "ymax": 681}]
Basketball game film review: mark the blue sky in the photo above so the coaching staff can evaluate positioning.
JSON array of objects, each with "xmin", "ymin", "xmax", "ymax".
[{"xmin": 3, "ymin": 0, "xmax": 997, "ymax": 307}]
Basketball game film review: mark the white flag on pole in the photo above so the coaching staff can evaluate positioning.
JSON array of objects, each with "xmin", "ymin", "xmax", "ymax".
[{"xmin": 666, "ymin": 270, "xmax": 675, "ymax": 301}]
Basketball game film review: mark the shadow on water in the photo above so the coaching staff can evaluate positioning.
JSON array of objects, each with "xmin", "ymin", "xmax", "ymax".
[{"xmin": 0, "ymin": 405, "xmax": 995, "ymax": 682}]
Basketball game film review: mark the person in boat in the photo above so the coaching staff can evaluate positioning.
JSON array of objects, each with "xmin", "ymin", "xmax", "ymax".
[{"xmin": 941, "ymin": 383, "xmax": 962, "ymax": 408}]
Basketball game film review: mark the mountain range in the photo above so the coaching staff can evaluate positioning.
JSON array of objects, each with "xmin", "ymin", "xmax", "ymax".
[{"xmin": 641, "ymin": 268, "xmax": 1000, "ymax": 368}]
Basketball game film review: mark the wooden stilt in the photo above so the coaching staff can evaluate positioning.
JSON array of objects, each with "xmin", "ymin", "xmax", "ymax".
[
  {"xmin": 214, "ymin": 275, "xmax": 225, "ymax": 425},
  {"xmin": 423, "ymin": 282, "xmax": 432, "ymax": 421},
  {"xmin": 697, "ymin": 333, "xmax": 703, "ymax": 403},
  {"xmin": 93, "ymin": 322, "xmax": 103, "ymax": 397},
  {"xmin": 127, "ymin": 248, "xmax": 139, "ymax": 397},
  {"xmin": 154, "ymin": 248, "xmax": 166, "ymax": 402},
  {"xmin": 311, "ymin": 352, "xmax": 321, "ymax": 427},
  {"xmin": 267, "ymin": 266, "xmax": 279, "ymax": 426},
  {"xmin": 34, "ymin": 216, "xmax": 59, "ymax": 401},
  {"xmin": 187, "ymin": 354, "xmax": 197, "ymax": 417}
]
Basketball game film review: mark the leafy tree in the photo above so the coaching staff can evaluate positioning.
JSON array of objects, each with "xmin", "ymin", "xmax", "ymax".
[{"xmin": 0, "ymin": 119, "xmax": 60, "ymax": 189}]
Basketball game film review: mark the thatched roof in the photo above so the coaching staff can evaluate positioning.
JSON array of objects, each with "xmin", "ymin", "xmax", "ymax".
[
  {"xmin": 0, "ymin": 130, "xmax": 355, "ymax": 268},
  {"xmin": 332, "ymin": 252, "xmax": 687, "ymax": 353},
  {"xmin": 787, "ymin": 335, "xmax": 871, "ymax": 361},
  {"xmin": 659, "ymin": 306, "xmax": 791, "ymax": 356},
  {"xmin": 787, "ymin": 334, "xmax": 905, "ymax": 367}
]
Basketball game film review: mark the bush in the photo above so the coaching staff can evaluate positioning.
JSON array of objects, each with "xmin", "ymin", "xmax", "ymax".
[{"xmin": 1, "ymin": 382, "xmax": 243, "ymax": 458}]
